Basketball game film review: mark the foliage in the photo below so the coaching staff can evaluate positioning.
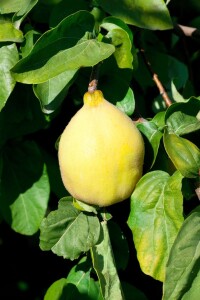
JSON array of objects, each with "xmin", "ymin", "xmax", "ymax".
[{"xmin": 0, "ymin": 0, "xmax": 200, "ymax": 299}]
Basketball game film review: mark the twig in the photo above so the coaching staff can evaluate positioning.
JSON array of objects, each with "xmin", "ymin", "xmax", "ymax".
[
  {"xmin": 88, "ymin": 62, "xmax": 102, "ymax": 93},
  {"xmin": 176, "ymin": 24, "xmax": 197, "ymax": 37},
  {"xmin": 175, "ymin": 24, "xmax": 200, "ymax": 39},
  {"xmin": 140, "ymin": 48, "xmax": 172, "ymax": 107}
]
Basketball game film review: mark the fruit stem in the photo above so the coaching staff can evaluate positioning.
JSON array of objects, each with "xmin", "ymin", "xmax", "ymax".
[{"xmin": 88, "ymin": 62, "xmax": 102, "ymax": 93}]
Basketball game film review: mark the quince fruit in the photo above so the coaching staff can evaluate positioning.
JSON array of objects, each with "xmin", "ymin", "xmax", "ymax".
[{"xmin": 58, "ymin": 90, "xmax": 144, "ymax": 206}]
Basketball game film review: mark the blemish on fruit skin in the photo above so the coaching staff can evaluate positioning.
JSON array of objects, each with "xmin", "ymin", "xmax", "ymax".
[{"xmin": 58, "ymin": 90, "xmax": 144, "ymax": 207}]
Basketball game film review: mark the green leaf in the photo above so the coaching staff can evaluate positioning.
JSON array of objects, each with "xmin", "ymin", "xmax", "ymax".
[
  {"xmin": 0, "ymin": 84, "xmax": 47, "ymax": 147},
  {"xmin": 0, "ymin": 16, "xmax": 23, "ymax": 42},
  {"xmin": 0, "ymin": 0, "xmax": 30, "ymax": 14},
  {"xmin": 97, "ymin": 55, "xmax": 132, "ymax": 104},
  {"xmin": 11, "ymin": 11, "xmax": 114, "ymax": 83},
  {"xmin": 44, "ymin": 278, "xmax": 67, "ymax": 300},
  {"xmin": 163, "ymin": 130, "xmax": 200, "ymax": 178},
  {"xmin": 151, "ymin": 111, "xmax": 166, "ymax": 130},
  {"xmin": 127, "ymin": 170, "xmax": 184, "ymax": 281},
  {"xmin": 49, "ymin": 0, "xmax": 90, "ymax": 27},
  {"xmin": 12, "ymin": 38, "xmax": 115, "ymax": 84},
  {"xmin": 33, "ymin": 69, "xmax": 78, "ymax": 113},
  {"xmin": 12, "ymin": 0, "xmax": 38, "ymax": 29},
  {"xmin": 20, "ymin": 29, "xmax": 41, "ymax": 58},
  {"xmin": 116, "ymin": 87, "xmax": 135, "ymax": 116},
  {"xmin": 96, "ymin": 0, "xmax": 173, "ymax": 30},
  {"xmin": 182, "ymin": 271, "xmax": 200, "ymax": 300},
  {"xmin": 148, "ymin": 51, "xmax": 188, "ymax": 90},
  {"xmin": 137, "ymin": 120, "xmax": 163, "ymax": 168},
  {"xmin": 121, "ymin": 282, "xmax": 148, "ymax": 300},
  {"xmin": 101, "ymin": 23, "xmax": 134, "ymax": 69},
  {"xmin": 73, "ymin": 199, "xmax": 99, "ymax": 214},
  {"xmin": 165, "ymin": 98, "xmax": 200, "ymax": 135},
  {"xmin": 11, "ymin": 11, "xmax": 94, "ymax": 82},
  {"xmin": 163, "ymin": 206, "xmax": 200, "ymax": 300},
  {"xmin": 0, "ymin": 44, "xmax": 19, "ymax": 111},
  {"xmin": 44, "ymin": 257, "xmax": 103, "ymax": 300},
  {"xmin": 171, "ymin": 80, "xmax": 186, "ymax": 103},
  {"xmin": 102, "ymin": 16, "xmax": 133, "ymax": 43},
  {"xmin": 108, "ymin": 28, "xmax": 134, "ymax": 69},
  {"xmin": 65, "ymin": 257, "xmax": 103, "ymax": 300},
  {"xmin": 91, "ymin": 221, "xmax": 124, "ymax": 300},
  {"xmin": 39, "ymin": 198, "xmax": 101, "ymax": 260},
  {"xmin": 0, "ymin": 141, "xmax": 50, "ymax": 235}
]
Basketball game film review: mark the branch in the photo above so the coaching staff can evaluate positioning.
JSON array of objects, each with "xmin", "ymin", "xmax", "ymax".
[
  {"xmin": 176, "ymin": 24, "xmax": 196, "ymax": 37},
  {"xmin": 175, "ymin": 24, "xmax": 200, "ymax": 40},
  {"xmin": 88, "ymin": 62, "xmax": 102, "ymax": 93},
  {"xmin": 140, "ymin": 48, "xmax": 172, "ymax": 107}
]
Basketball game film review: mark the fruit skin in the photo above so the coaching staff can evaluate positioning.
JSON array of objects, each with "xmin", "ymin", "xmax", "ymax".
[{"xmin": 58, "ymin": 90, "xmax": 144, "ymax": 207}]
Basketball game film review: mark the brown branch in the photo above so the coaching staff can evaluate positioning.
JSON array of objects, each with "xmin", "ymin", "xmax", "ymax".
[
  {"xmin": 140, "ymin": 48, "xmax": 172, "ymax": 107},
  {"xmin": 176, "ymin": 24, "xmax": 197, "ymax": 37},
  {"xmin": 152, "ymin": 74, "xmax": 172, "ymax": 107},
  {"xmin": 174, "ymin": 23, "xmax": 200, "ymax": 40},
  {"xmin": 88, "ymin": 62, "xmax": 102, "ymax": 93}
]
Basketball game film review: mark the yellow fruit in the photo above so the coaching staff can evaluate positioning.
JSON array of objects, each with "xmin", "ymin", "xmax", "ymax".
[{"xmin": 58, "ymin": 90, "xmax": 144, "ymax": 207}]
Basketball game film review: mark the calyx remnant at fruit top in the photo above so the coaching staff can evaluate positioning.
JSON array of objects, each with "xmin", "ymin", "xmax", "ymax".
[{"xmin": 83, "ymin": 90, "xmax": 104, "ymax": 107}]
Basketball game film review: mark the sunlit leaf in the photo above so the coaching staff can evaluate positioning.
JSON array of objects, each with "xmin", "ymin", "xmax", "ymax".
[
  {"xmin": 171, "ymin": 80, "xmax": 186, "ymax": 103},
  {"xmin": 13, "ymin": 0, "xmax": 38, "ymax": 29},
  {"xmin": 0, "ymin": 17, "xmax": 23, "ymax": 42},
  {"xmin": 44, "ymin": 257, "xmax": 103, "ymax": 300},
  {"xmin": 96, "ymin": 0, "xmax": 173, "ymax": 30},
  {"xmin": 65, "ymin": 257, "xmax": 103, "ymax": 300},
  {"xmin": 116, "ymin": 87, "xmax": 135, "ymax": 116},
  {"xmin": 12, "ymin": 39, "xmax": 115, "ymax": 84},
  {"xmin": 73, "ymin": 199, "xmax": 99, "ymax": 214},
  {"xmin": 44, "ymin": 278, "xmax": 67, "ymax": 300},
  {"xmin": 0, "ymin": 44, "xmax": 19, "ymax": 111},
  {"xmin": 137, "ymin": 119, "xmax": 163, "ymax": 168},
  {"xmin": 40, "ymin": 198, "xmax": 101, "ymax": 260},
  {"xmin": 165, "ymin": 97, "xmax": 200, "ymax": 135},
  {"xmin": 0, "ymin": 141, "xmax": 50, "ymax": 235},
  {"xmin": 151, "ymin": 111, "xmax": 166, "ymax": 130},
  {"xmin": 20, "ymin": 29, "xmax": 41, "ymax": 58},
  {"xmin": 101, "ymin": 23, "xmax": 134, "ymax": 69},
  {"xmin": 91, "ymin": 221, "xmax": 124, "ymax": 300},
  {"xmin": 127, "ymin": 170, "xmax": 184, "ymax": 281},
  {"xmin": 102, "ymin": 16, "xmax": 133, "ymax": 43},
  {"xmin": 0, "ymin": 0, "xmax": 29, "ymax": 13},
  {"xmin": 163, "ymin": 206, "xmax": 200, "ymax": 300},
  {"xmin": 11, "ymin": 11, "xmax": 115, "ymax": 83},
  {"xmin": 164, "ymin": 130, "xmax": 200, "ymax": 178}
]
